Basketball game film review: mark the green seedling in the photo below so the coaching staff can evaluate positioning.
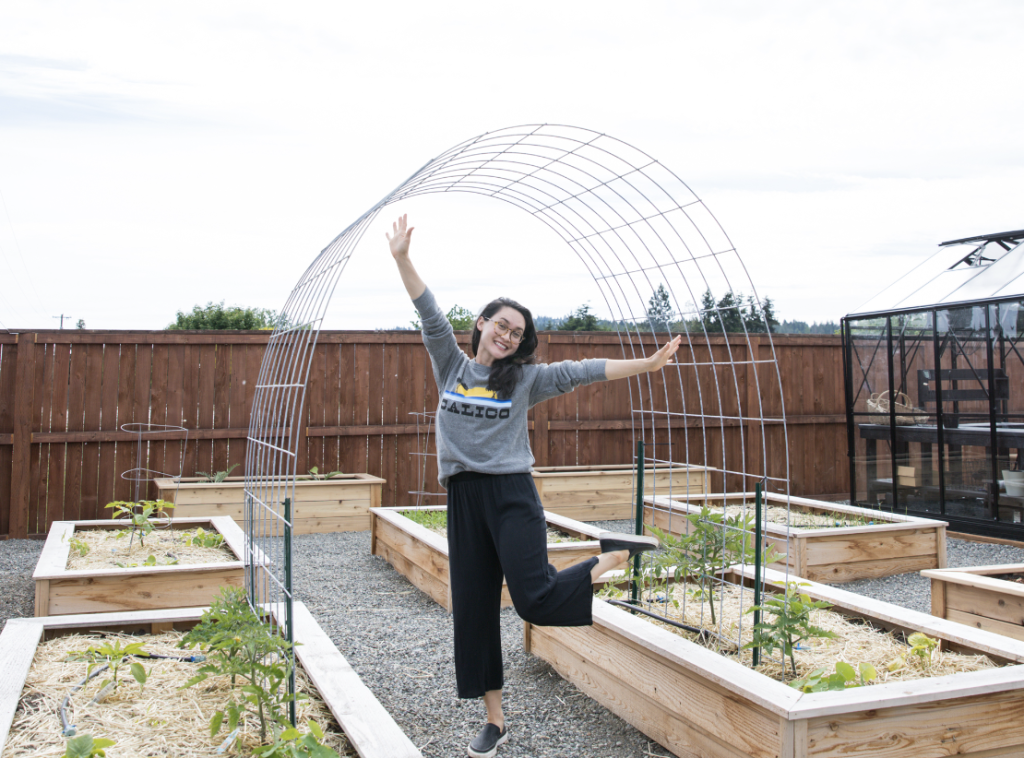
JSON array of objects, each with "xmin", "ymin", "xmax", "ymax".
[
  {"xmin": 744, "ymin": 582, "xmax": 836, "ymax": 679},
  {"xmin": 115, "ymin": 553, "xmax": 178, "ymax": 568},
  {"xmin": 196, "ymin": 463, "xmax": 239, "ymax": 483},
  {"xmin": 182, "ymin": 526, "xmax": 224, "ymax": 548},
  {"xmin": 105, "ymin": 500, "xmax": 174, "ymax": 547},
  {"xmin": 71, "ymin": 638, "xmax": 148, "ymax": 694},
  {"xmin": 67, "ymin": 536, "xmax": 90, "ymax": 557},
  {"xmin": 890, "ymin": 631, "xmax": 940, "ymax": 671},
  {"xmin": 307, "ymin": 466, "xmax": 344, "ymax": 480},
  {"xmin": 790, "ymin": 660, "xmax": 877, "ymax": 692},
  {"xmin": 63, "ymin": 735, "xmax": 115, "ymax": 758},
  {"xmin": 908, "ymin": 632, "xmax": 939, "ymax": 665}
]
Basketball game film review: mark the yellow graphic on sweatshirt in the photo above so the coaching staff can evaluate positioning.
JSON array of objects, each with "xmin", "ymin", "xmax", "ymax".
[{"xmin": 455, "ymin": 382, "xmax": 499, "ymax": 400}]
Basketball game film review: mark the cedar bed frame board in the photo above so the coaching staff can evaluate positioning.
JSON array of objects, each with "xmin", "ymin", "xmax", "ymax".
[
  {"xmin": 0, "ymin": 603, "xmax": 422, "ymax": 758},
  {"xmin": 154, "ymin": 474, "xmax": 385, "ymax": 534},
  {"xmin": 370, "ymin": 506, "xmax": 606, "ymax": 611},
  {"xmin": 33, "ymin": 516, "xmax": 257, "ymax": 617},
  {"xmin": 644, "ymin": 492, "xmax": 948, "ymax": 583},
  {"xmin": 525, "ymin": 565, "xmax": 1024, "ymax": 758},
  {"xmin": 923, "ymin": 563, "xmax": 1024, "ymax": 642},
  {"xmin": 531, "ymin": 464, "xmax": 710, "ymax": 522}
]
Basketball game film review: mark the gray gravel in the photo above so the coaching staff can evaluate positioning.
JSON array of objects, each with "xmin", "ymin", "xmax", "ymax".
[
  {"xmin": 832, "ymin": 537, "xmax": 1024, "ymax": 614},
  {"xmin": 3, "ymin": 525, "xmax": 1024, "ymax": 758}
]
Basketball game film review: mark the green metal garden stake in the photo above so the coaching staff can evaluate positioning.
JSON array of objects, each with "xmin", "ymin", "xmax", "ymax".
[
  {"xmin": 752, "ymin": 481, "xmax": 763, "ymax": 667},
  {"xmin": 631, "ymin": 441, "xmax": 645, "ymax": 609},
  {"xmin": 283, "ymin": 496, "xmax": 297, "ymax": 727}
]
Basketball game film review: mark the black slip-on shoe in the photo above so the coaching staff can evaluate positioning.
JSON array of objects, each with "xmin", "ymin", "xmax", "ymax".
[
  {"xmin": 467, "ymin": 723, "xmax": 508, "ymax": 758},
  {"xmin": 599, "ymin": 531, "xmax": 660, "ymax": 560}
]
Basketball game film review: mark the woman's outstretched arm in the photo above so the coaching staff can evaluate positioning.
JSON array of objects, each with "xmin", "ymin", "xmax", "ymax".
[
  {"xmin": 604, "ymin": 335, "xmax": 683, "ymax": 381},
  {"xmin": 387, "ymin": 214, "xmax": 426, "ymax": 300}
]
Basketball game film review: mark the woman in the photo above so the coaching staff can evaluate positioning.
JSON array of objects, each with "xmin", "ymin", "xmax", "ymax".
[{"xmin": 386, "ymin": 215, "xmax": 681, "ymax": 758}]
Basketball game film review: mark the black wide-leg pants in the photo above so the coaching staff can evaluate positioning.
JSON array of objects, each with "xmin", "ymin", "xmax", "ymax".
[{"xmin": 447, "ymin": 471, "xmax": 599, "ymax": 699}]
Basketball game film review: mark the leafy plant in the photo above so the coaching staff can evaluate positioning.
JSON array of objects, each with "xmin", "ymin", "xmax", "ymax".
[
  {"xmin": 647, "ymin": 508, "xmax": 784, "ymax": 624},
  {"xmin": 196, "ymin": 463, "xmax": 239, "ymax": 483},
  {"xmin": 182, "ymin": 526, "xmax": 225, "ymax": 548},
  {"xmin": 105, "ymin": 500, "xmax": 175, "ymax": 547},
  {"xmin": 253, "ymin": 722, "xmax": 338, "ymax": 757},
  {"xmin": 790, "ymin": 661, "xmax": 877, "ymax": 692},
  {"xmin": 71, "ymin": 638, "xmax": 149, "ymax": 694},
  {"xmin": 307, "ymin": 466, "xmax": 344, "ymax": 481},
  {"xmin": 63, "ymin": 735, "xmax": 115, "ymax": 758},
  {"xmin": 744, "ymin": 582, "xmax": 836, "ymax": 678},
  {"xmin": 179, "ymin": 587, "xmax": 308, "ymax": 745},
  {"xmin": 400, "ymin": 509, "xmax": 447, "ymax": 530},
  {"xmin": 908, "ymin": 632, "xmax": 939, "ymax": 665},
  {"xmin": 889, "ymin": 632, "xmax": 939, "ymax": 672}
]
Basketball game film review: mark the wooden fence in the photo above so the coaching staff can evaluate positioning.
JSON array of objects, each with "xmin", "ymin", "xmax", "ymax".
[{"xmin": 0, "ymin": 330, "xmax": 846, "ymax": 539}]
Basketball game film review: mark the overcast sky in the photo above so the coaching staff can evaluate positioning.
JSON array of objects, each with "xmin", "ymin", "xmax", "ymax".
[{"xmin": 1, "ymin": 1, "xmax": 1021, "ymax": 332}]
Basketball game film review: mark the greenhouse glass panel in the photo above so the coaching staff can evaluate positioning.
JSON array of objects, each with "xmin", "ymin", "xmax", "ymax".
[{"xmin": 844, "ymin": 230, "xmax": 1024, "ymax": 538}]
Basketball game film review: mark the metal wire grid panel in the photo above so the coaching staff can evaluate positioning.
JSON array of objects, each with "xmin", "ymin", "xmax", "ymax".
[{"xmin": 244, "ymin": 124, "xmax": 793, "ymax": 679}]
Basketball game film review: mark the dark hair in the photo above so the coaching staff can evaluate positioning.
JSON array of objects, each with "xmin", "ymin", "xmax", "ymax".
[{"xmin": 472, "ymin": 297, "xmax": 539, "ymax": 399}]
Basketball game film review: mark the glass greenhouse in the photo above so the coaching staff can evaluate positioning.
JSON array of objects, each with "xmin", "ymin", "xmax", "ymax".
[{"xmin": 843, "ymin": 229, "xmax": 1024, "ymax": 538}]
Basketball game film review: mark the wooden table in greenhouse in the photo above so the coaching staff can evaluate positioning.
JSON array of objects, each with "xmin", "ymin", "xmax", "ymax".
[{"xmin": 859, "ymin": 422, "xmax": 1024, "ymax": 516}]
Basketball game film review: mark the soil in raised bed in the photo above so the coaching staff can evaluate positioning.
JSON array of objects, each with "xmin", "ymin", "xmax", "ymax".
[
  {"xmin": 397, "ymin": 510, "xmax": 590, "ymax": 544},
  {"xmin": 1, "ymin": 631, "xmax": 353, "ymax": 758},
  {"xmin": 599, "ymin": 581, "xmax": 998, "ymax": 686},
  {"xmin": 66, "ymin": 528, "xmax": 235, "ymax": 571}
]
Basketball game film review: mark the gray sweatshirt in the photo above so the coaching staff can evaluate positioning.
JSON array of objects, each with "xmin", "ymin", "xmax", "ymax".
[{"xmin": 413, "ymin": 288, "xmax": 607, "ymax": 490}]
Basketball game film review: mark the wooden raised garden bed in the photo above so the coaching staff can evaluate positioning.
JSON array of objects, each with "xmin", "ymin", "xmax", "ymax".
[
  {"xmin": 645, "ymin": 492, "xmax": 948, "ymax": 582},
  {"xmin": 370, "ymin": 506, "xmax": 605, "ymax": 610},
  {"xmin": 923, "ymin": 563, "xmax": 1024, "ymax": 642},
  {"xmin": 525, "ymin": 565, "xmax": 1024, "ymax": 758},
  {"xmin": 532, "ymin": 464, "xmax": 709, "ymax": 521},
  {"xmin": 0, "ymin": 603, "xmax": 422, "ymax": 757},
  {"xmin": 155, "ymin": 474, "xmax": 385, "ymax": 534},
  {"xmin": 33, "ymin": 516, "xmax": 253, "ymax": 617}
]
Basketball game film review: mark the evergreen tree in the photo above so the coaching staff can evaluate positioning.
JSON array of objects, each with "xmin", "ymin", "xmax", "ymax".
[
  {"xmin": 646, "ymin": 284, "xmax": 675, "ymax": 332},
  {"xmin": 743, "ymin": 295, "xmax": 779, "ymax": 334},
  {"xmin": 557, "ymin": 303, "xmax": 604, "ymax": 331},
  {"xmin": 715, "ymin": 292, "xmax": 744, "ymax": 333},
  {"xmin": 700, "ymin": 289, "xmax": 720, "ymax": 333}
]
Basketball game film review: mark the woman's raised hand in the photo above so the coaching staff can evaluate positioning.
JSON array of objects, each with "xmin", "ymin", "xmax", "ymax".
[
  {"xmin": 648, "ymin": 335, "xmax": 683, "ymax": 372},
  {"xmin": 386, "ymin": 214, "xmax": 415, "ymax": 260}
]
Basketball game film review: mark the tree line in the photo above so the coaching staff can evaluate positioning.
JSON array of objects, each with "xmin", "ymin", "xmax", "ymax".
[{"xmin": 166, "ymin": 294, "xmax": 837, "ymax": 334}]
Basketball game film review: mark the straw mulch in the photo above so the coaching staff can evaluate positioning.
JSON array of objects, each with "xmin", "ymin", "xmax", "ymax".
[
  {"xmin": 66, "ymin": 528, "xmax": 235, "ymax": 571},
  {"xmin": 615, "ymin": 582, "xmax": 998, "ymax": 686},
  {"xmin": 698, "ymin": 503, "xmax": 883, "ymax": 530},
  {"xmin": 1, "ymin": 631, "xmax": 353, "ymax": 758}
]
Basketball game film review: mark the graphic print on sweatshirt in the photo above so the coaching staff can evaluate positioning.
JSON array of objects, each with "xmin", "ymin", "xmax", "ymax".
[{"xmin": 440, "ymin": 379, "xmax": 512, "ymax": 420}]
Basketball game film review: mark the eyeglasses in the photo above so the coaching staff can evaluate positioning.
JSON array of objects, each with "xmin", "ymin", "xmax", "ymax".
[{"xmin": 482, "ymin": 317, "xmax": 525, "ymax": 344}]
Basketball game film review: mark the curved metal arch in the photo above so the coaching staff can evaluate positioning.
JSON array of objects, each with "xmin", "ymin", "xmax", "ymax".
[{"xmin": 242, "ymin": 123, "xmax": 791, "ymax": 649}]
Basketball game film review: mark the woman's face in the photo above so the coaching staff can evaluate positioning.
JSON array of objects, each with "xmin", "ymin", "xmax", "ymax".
[{"xmin": 476, "ymin": 305, "xmax": 527, "ymax": 366}]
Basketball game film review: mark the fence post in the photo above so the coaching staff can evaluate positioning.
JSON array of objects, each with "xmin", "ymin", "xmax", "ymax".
[{"xmin": 10, "ymin": 332, "xmax": 37, "ymax": 538}]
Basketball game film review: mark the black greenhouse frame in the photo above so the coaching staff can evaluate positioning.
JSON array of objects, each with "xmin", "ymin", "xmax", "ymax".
[{"xmin": 842, "ymin": 230, "xmax": 1024, "ymax": 539}]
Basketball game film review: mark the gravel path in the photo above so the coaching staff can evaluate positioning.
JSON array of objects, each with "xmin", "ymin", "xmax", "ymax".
[{"xmin": 3, "ymin": 524, "xmax": 1024, "ymax": 757}]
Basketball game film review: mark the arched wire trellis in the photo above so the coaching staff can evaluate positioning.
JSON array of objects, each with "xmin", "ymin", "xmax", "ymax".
[{"xmin": 244, "ymin": 124, "xmax": 793, "ymax": 706}]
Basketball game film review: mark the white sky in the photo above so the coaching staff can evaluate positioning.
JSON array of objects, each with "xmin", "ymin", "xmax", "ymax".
[{"xmin": 1, "ymin": 1, "xmax": 1022, "ymax": 331}]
